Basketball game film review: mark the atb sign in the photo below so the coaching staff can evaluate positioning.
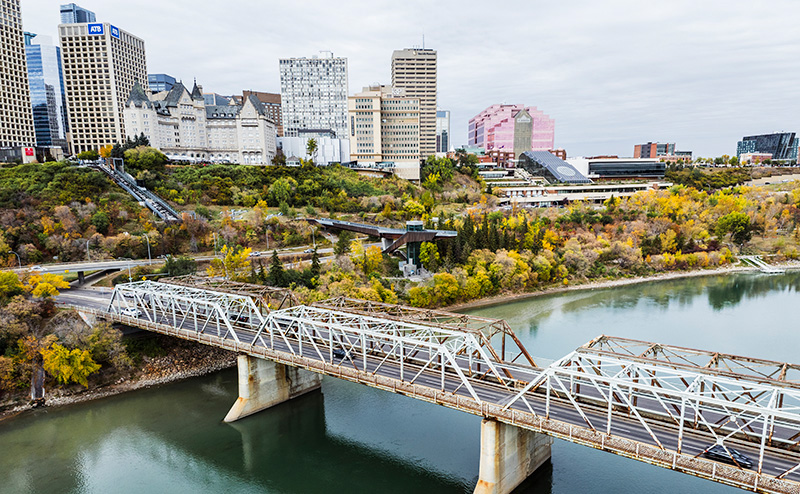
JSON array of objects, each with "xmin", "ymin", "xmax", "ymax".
[
  {"xmin": 110, "ymin": 25, "xmax": 120, "ymax": 39},
  {"xmin": 87, "ymin": 23, "xmax": 104, "ymax": 35}
]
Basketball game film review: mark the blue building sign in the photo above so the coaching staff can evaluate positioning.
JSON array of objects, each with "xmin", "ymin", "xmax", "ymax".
[
  {"xmin": 87, "ymin": 23, "xmax": 104, "ymax": 35},
  {"xmin": 110, "ymin": 25, "xmax": 120, "ymax": 39}
]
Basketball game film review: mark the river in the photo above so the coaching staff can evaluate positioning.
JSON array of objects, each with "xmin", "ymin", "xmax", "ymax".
[{"xmin": 1, "ymin": 272, "xmax": 799, "ymax": 493}]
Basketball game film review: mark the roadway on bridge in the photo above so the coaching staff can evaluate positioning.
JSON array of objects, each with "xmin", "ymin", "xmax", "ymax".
[{"xmin": 60, "ymin": 289, "xmax": 800, "ymax": 487}]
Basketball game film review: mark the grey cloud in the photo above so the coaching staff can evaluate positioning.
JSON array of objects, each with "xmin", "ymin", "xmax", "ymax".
[{"xmin": 22, "ymin": 0, "xmax": 800, "ymax": 157}]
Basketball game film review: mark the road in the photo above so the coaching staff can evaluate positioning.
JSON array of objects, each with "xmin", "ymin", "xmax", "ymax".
[
  {"xmin": 56, "ymin": 287, "xmax": 800, "ymax": 491},
  {"xmin": 9, "ymin": 240, "xmax": 381, "ymax": 275}
]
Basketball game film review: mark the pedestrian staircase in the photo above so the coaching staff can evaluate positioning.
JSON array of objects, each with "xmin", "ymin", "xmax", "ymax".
[{"xmin": 739, "ymin": 255, "xmax": 785, "ymax": 274}]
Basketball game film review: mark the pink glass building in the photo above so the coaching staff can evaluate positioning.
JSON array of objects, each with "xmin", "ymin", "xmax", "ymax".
[{"xmin": 468, "ymin": 104, "xmax": 555, "ymax": 157}]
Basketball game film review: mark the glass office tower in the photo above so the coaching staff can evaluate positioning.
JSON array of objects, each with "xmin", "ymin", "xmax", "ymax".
[
  {"xmin": 25, "ymin": 34, "xmax": 69, "ymax": 153},
  {"xmin": 60, "ymin": 3, "xmax": 96, "ymax": 24}
]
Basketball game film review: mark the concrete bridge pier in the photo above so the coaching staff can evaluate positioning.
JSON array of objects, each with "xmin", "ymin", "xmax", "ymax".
[
  {"xmin": 224, "ymin": 354, "xmax": 321, "ymax": 423},
  {"xmin": 474, "ymin": 419, "xmax": 552, "ymax": 494}
]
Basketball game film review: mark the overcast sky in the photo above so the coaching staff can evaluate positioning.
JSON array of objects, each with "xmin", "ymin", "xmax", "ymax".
[{"xmin": 21, "ymin": 0, "xmax": 800, "ymax": 157}]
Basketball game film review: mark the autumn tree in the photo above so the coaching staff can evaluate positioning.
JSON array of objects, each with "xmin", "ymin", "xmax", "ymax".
[
  {"xmin": 419, "ymin": 242, "xmax": 440, "ymax": 271},
  {"xmin": 42, "ymin": 343, "xmax": 100, "ymax": 387},
  {"xmin": 716, "ymin": 212, "xmax": 753, "ymax": 250},
  {"xmin": 206, "ymin": 245, "xmax": 251, "ymax": 280}
]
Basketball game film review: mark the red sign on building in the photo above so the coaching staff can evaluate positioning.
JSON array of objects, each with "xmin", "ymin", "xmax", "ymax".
[{"xmin": 24, "ymin": 148, "xmax": 34, "ymax": 156}]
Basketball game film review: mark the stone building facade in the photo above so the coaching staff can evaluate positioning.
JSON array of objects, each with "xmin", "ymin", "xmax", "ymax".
[{"xmin": 123, "ymin": 81, "xmax": 276, "ymax": 165}]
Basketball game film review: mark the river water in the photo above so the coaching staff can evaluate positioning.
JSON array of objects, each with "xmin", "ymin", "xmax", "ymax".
[{"xmin": 2, "ymin": 272, "xmax": 799, "ymax": 494}]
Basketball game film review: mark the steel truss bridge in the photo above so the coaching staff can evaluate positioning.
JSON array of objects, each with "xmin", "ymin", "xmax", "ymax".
[{"xmin": 70, "ymin": 280, "xmax": 800, "ymax": 493}]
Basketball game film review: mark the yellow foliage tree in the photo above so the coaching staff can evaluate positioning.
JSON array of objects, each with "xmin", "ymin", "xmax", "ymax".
[
  {"xmin": 363, "ymin": 245, "xmax": 383, "ymax": 274},
  {"xmin": 42, "ymin": 343, "xmax": 100, "ymax": 387},
  {"xmin": 24, "ymin": 273, "xmax": 70, "ymax": 297},
  {"xmin": 206, "ymin": 245, "xmax": 251, "ymax": 279},
  {"xmin": 99, "ymin": 145, "xmax": 114, "ymax": 159}
]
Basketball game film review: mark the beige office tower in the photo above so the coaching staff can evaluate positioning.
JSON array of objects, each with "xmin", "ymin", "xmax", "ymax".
[
  {"xmin": 59, "ymin": 22, "xmax": 147, "ymax": 154},
  {"xmin": 391, "ymin": 48, "xmax": 436, "ymax": 159},
  {"xmin": 348, "ymin": 85, "xmax": 419, "ymax": 179},
  {"xmin": 0, "ymin": 0, "xmax": 35, "ymax": 152}
]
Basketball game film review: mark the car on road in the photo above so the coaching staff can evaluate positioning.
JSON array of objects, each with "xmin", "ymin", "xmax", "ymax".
[
  {"xmin": 120, "ymin": 307, "xmax": 141, "ymax": 318},
  {"xmin": 303, "ymin": 248, "xmax": 314, "ymax": 254},
  {"xmin": 30, "ymin": 265, "xmax": 43, "ymax": 271},
  {"xmin": 250, "ymin": 251, "xmax": 261, "ymax": 257},
  {"xmin": 702, "ymin": 444, "xmax": 753, "ymax": 469},
  {"xmin": 332, "ymin": 348, "xmax": 350, "ymax": 360}
]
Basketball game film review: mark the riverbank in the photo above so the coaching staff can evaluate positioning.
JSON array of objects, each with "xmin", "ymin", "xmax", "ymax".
[
  {"xmin": 446, "ymin": 260, "xmax": 800, "ymax": 312},
  {"xmin": 0, "ymin": 342, "xmax": 237, "ymax": 423}
]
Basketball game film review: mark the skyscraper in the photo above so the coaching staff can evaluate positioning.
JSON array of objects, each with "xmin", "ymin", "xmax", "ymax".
[
  {"xmin": 279, "ymin": 51, "xmax": 349, "ymax": 139},
  {"xmin": 25, "ymin": 33, "xmax": 69, "ymax": 154},
  {"xmin": 436, "ymin": 109, "xmax": 450, "ymax": 153},
  {"xmin": 0, "ymin": 0, "xmax": 36, "ymax": 158},
  {"xmin": 59, "ymin": 21, "xmax": 147, "ymax": 153},
  {"xmin": 60, "ymin": 3, "xmax": 96, "ymax": 24},
  {"xmin": 391, "ymin": 48, "xmax": 437, "ymax": 159}
]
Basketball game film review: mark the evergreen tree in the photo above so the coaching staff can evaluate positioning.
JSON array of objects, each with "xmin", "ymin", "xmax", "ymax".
[
  {"xmin": 267, "ymin": 250, "xmax": 284, "ymax": 287},
  {"xmin": 310, "ymin": 247, "xmax": 320, "ymax": 280}
]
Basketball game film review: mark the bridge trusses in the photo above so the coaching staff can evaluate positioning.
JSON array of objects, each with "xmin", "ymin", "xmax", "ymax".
[
  {"xmin": 108, "ymin": 280, "xmax": 266, "ymax": 343},
  {"xmin": 503, "ymin": 339, "xmax": 800, "ymax": 476},
  {"xmin": 106, "ymin": 281, "xmax": 527, "ymax": 405},
  {"xmin": 313, "ymin": 296, "xmax": 537, "ymax": 368},
  {"xmin": 163, "ymin": 275, "xmax": 299, "ymax": 312}
]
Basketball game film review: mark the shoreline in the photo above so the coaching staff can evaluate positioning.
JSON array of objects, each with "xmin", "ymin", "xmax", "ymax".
[
  {"xmin": 445, "ymin": 261, "xmax": 800, "ymax": 312},
  {"xmin": 0, "ymin": 347, "xmax": 236, "ymax": 423}
]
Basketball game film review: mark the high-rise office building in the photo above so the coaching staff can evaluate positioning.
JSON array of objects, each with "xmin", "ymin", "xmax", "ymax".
[
  {"xmin": 348, "ymin": 85, "xmax": 419, "ymax": 166},
  {"xmin": 60, "ymin": 3, "xmax": 96, "ymax": 24},
  {"xmin": 25, "ymin": 33, "xmax": 69, "ymax": 154},
  {"xmin": 0, "ymin": 0, "xmax": 36, "ymax": 158},
  {"xmin": 468, "ymin": 104, "xmax": 555, "ymax": 158},
  {"xmin": 436, "ymin": 109, "xmax": 450, "ymax": 153},
  {"xmin": 391, "ymin": 48, "xmax": 437, "ymax": 159},
  {"xmin": 279, "ymin": 51, "xmax": 348, "ymax": 139},
  {"xmin": 59, "ymin": 21, "xmax": 147, "ymax": 153},
  {"xmin": 148, "ymin": 73, "xmax": 175, "ymax": 93}
]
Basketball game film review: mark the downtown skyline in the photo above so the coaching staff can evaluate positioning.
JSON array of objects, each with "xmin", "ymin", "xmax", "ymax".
[{"xmin": 20, "ymin": 0, "xmax": 800, "ymax": 158}]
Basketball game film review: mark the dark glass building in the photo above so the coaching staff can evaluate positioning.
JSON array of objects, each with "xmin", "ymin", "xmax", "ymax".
[
  {"xmin": 737, "ymin": 133, "xmax": 798, "ymax": 162},
  {"xmin": 148, "ymin": 73, "xmax": 176, "ymax": 93},
  {"xmin": 519, "ymin": 151, "xmax": 592, "ymax": 184},
  {"xmin": 25, "ymin": 33, "xmax": 69, "ymax": 154},
  {"xmin": 59, "ymin": 3, "xmax": 96, "ymax": 24}
]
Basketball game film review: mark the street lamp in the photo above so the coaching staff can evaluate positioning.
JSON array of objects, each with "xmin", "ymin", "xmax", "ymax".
[
  {"xmin": 141, "ymin": 233, "xmax": 151, "ymax": 265},
  {"xmin": 212, "ymin": 232, "xmax": 218, "ymax": 257},
  {"xmin": 9, "ymin": 250, "xmax": 21, "ymax": 269},
  {"xmin": 265, "ymin": 227, "xmax": 270, "ymax": 251},
  {"xmin": 312, "ymin": 227, "xmax": 316, "ymax": 249},
  {"xmin": 85, "ymin": 238, "xmax": 91, "ymax": 262},
  {"xmin": 118, "ymin": 257, "xmax": 133, "ymax": 283}
]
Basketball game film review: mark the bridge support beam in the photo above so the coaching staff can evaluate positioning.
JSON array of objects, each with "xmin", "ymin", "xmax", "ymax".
[
  {"xmin": 223, "ymin": 354, "xmax": 321, "ymax": 423},
  {"xmin": 474, "ymin": 419, "xmax": 552, "ymax": 494}
]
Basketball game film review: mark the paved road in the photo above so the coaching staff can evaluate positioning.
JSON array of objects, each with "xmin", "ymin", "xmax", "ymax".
[
  {"xmin": 10, "ymin": 240, "xmax": 379, "ymax": 276},
  {"xmin": 60, "ymin": 290, "xmax": 800, "ymax": 488}
]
